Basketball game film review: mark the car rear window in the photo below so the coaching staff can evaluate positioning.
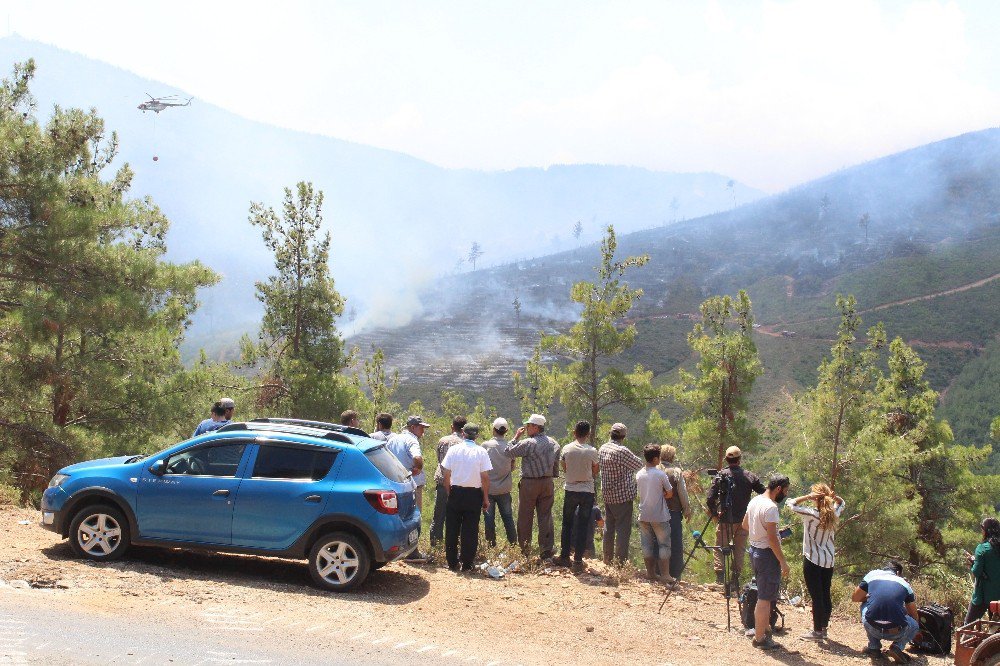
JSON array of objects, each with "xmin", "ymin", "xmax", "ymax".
[
  {"xmin": 365, "ymin": 446, "xmax": 411, "ymax": 483},
  {"xmin": 252, "ymin": 445, "xmax": 337, "ymax": 481}
]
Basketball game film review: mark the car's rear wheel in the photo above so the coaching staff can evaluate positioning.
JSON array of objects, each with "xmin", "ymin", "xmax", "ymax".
[
  {"xmin": 308, "ymin": 532, "xmax": 370, "ymax": 592},
  {"xmin": 68, "ymin": 504, "xmax": 130, "ymax": 561}
]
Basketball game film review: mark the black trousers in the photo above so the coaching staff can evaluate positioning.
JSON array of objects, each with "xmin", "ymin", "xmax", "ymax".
[
  {"xmin": 560, "ymin": 491, "xmax": 595, "ymax": 562},
  {"xmin": 803, "ymin": 558, "xmax": 834, "ymax": 631},
  {"xmin": 445, "ymin": 485, "xmax": 484, "ymax": 570}
]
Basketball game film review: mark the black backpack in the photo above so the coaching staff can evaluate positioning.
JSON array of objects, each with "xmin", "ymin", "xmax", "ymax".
[
  {"xmin": 740, "ymin": 579, "xmax": 783, "ymax": 630},
  {"xmin": 911, "ymin": 603, "xmax": 953, "ymax": 654}
]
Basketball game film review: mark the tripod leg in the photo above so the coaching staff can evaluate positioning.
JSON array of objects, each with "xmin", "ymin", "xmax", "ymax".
[{"xmin": 659, "ymin": 516, "xmax": 714, "ymax": 613}]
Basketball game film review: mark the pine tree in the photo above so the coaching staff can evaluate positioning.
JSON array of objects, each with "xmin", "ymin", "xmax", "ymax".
[
  {"xmin": 241, "ymin": 182, "xmax": 359, "ymax": 419},
  {"xmin": 361, "ymin": 346, "xmax": 399, "ymax": 430},
  {"xmin": 573, "ymin": 220, "xmax": 583, "ymax": 242},
  {"xmin": 468, "ymin": 242, "xmax": 484, "ymax": 270},
  {"xmin": 673, "ymin": 290, "xmax": 762, "ymax": 468},
  {"xmin": 0, "ymin": 61, "xmax": 217, "ymax": 499},
  {"xmin": 793, "ymin": 295, "xmax": 885, "ymax": 489},
  {"xmin": 533, "ymin": 225, "xmax": 661, "ymax": 440}
]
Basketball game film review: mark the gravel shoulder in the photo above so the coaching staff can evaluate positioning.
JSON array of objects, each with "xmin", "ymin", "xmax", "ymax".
[{"xmin": 0, "ymin": 507, "xmax": 939, "ymax": 665}]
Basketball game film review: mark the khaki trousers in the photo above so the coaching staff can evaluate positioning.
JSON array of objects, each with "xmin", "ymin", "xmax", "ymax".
[
  {"xmin": 714, "ymin": 521, "xmax": 749, "ymax": 578},
  {"xmin": 517, "ymin": 477, "xmax": 555, "ymax": 557}
]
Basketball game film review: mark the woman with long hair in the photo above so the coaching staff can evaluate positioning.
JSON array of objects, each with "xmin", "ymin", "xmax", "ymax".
[
  {"xmin": 787, "ymin": 483, "xmax": 845, "ymax": 641},
  {"xmin": 964, "ymin": 518, "xmax": 1000, "ymax": 623}
]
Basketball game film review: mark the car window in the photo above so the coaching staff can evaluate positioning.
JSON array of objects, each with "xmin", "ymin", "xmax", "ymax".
[
  {"xmin": 365, "ymin": 446, "xmax": 411, "ymax": 483},
  {"xmin": 165, "ymin": 443, "xmax": 246, "ymax": 477},
  {"xmin": 252, "ymin": 445, "xmax": 337, "ymax": 481}
]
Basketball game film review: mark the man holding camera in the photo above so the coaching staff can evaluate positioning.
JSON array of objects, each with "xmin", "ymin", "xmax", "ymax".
[{"xmin": 706, "ymin": 446, "xmax": 765, "ymax": 587}]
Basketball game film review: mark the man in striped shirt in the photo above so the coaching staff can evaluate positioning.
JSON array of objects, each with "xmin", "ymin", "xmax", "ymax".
[
  {"xmin": 598, "ymin": 423, "xmax": 644, "ymax": 564},
  {"xmin": 506, "ymin": 413, "xmax": 561, "ymax": 558}
]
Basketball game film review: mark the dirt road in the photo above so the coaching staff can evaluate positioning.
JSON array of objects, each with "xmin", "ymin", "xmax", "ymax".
[{"xmin": 0, "ymin": 507, "xmax": 939, "ymax": 665}]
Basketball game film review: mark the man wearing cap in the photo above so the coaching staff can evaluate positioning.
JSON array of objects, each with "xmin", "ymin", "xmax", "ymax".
[
  {"xmin": 430, "ymin": 416, "xmax": 468, "ymax": 546},
  {"xmin": 506, "ymin": 414, "xmax": 561, "ymax": 559},
  {"xmin": 599, "ymin": 423, "xmax": 644, "ymax": 564},
  {"xmin": 556, "ymin": 420, "xmax": 600, "ymax": 570},
  {"xmin": 441, "ymin": 423, "xmax": 492, "ymax": 571},
  {"xmin": 193, "ymin": 398, "xmax": 235, "ymax": 437},
  {"xmin": 707, "ymin": 445, "xmax": 766, "ymax": 587},
  {"xmin": 481, "ymin": 418, "xmax": 518, "ymax": 547},
  {"xmin": 386, "ymin": 416, "xmax": 428, "ymax": 517}
]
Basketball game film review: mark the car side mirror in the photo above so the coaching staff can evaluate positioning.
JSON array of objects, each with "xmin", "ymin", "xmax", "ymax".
[{"xmin": 149, "ymin": 460, "xmax": 166, "ymax": 476}]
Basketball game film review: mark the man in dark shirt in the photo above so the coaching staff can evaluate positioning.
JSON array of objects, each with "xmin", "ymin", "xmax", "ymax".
[
  {"xmin": 706, "ymin": 445, "xmax": 765, "ymax": 587},
  {"xmin": 852, "ymin": 561, "xmax": 919, "ymax": 663}
]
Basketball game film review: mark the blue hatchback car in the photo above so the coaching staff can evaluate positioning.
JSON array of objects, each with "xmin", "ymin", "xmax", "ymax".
[{"xmin": 39, "ymin": 418, "xmax": 421, "ymax": 592}]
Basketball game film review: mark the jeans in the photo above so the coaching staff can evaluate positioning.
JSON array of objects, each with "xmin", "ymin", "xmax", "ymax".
[
  {"xmin": 517, "ymin": 477, "xmax": 555, "ymax": 557},
  {"xmin": 803, "ymin": 558, "xmax": 834, "ymax": 631},
  {"xmin": 668, "ymin": 509, "xmax": 685, "ymax": 579},
  {"xmin": 484, "ymin": 493, "xmax": 517, "ymax": 546},
  {"xmin": 429, "ymin": 484, "xmax": 447, "ymax": 545},
  {"xmin": 445, "ymin": 486, "xmax": 484, "ymax": 570},
  {"xmin": 559, "ymin": 491, "xmax": 595, "ymax": 562},
  {"xmin": 638, "ymin": 520, "xmax": 671, "ymax": 559},
  {"xmin": 862, "ymin": 610, "xmax": 919, "ymax": 651},
  {"xmin": 603, "ymin": 502, "xmax": 634, "ymax": 564}
]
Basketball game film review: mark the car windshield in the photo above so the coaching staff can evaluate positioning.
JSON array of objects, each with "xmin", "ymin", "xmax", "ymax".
[{"xmin": 365, "ymin": 446, "xmax": 411, "ymax": 483}]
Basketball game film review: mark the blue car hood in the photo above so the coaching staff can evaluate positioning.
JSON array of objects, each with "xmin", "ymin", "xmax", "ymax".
[{"xmin": 60, "ymin": 455, "xmax": 137, "ymax": 474}]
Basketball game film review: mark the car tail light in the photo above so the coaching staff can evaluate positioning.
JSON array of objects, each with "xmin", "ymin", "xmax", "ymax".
[{"xmin": 364, "ymin": 490, "xmax": 398, "ymax": 515}]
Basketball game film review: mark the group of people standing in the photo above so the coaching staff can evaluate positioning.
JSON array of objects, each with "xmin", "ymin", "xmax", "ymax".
[
  {"xmin": 370, "ymin": 410, "xmax": 689, "ymax": 578},
  {"xmin": 191, "ymin": 401, "xmax": 1000, "ymax": 662}
]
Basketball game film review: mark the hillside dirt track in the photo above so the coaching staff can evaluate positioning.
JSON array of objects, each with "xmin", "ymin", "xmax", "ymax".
[{"xmin": 0, "ymin": 507, "xmax": 947, "ymax": 665}]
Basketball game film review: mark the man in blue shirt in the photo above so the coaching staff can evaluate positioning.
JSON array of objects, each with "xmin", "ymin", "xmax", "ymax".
[
  {"xmin": 192, "ymin": 398, "xmax": 235, "ymax": 437},
  {"xmin": 852, "ymin": 561, "xmax": 919, "ymax": 663}
]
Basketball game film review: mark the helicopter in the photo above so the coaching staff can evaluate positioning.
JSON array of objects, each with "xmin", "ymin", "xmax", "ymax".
[{"xmin": 137, "ymin": 94, "xmax": 192, "ymax": 114}]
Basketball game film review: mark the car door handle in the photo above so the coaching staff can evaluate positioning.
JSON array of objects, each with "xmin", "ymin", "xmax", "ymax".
[
  {"xmin": 212, "ymin": 489, "xmax": 230, "ymax": 497},
  {"xmin": 305, "ymin": 495, "xmax": 322, "ymax": 503}
]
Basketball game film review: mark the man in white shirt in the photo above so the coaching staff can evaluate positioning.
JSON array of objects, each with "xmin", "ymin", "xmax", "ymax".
[
  {"xmin": 742, "ymin": 474, "xmax": 791, "ymax": 651},
  {"xmin": 441, "ymin": 423, "xmax": 492, "ymax": 571},
  {"xmin": 369, "ymin": 413, "xmax": 393, "ymax": 441},
  {"xmin": 635, "ymin": 444, "xmax": 675, "ymax": 584}
]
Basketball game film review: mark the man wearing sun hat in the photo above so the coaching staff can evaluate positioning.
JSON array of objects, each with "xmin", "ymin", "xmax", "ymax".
[
  {"xmin": 599, "ymin": 422, "xmax": 644, "ymax": 565},
  {"xmin": 506, "ymin": 413, "xmax": 561, "ymax": 559}
]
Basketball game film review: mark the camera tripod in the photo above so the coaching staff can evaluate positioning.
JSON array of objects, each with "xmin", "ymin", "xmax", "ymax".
[{"xmin": 658, "ymin": 514, "xmax": 742, "ymax": 633}]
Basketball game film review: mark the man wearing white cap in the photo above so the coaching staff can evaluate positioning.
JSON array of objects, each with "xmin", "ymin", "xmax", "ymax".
[
  {"xmin": 599, "ymin": 422, "xmax": 644, "ymax": 564},
  {"xmin": 506, "ymin": 414, "xmax": 561, "ymax": 559},
  {"xmin": 193, "ymin": 397, "xmax": 235, "ymax": 437},
  {"xmin": 481, "ymin": 418, "xmax": 517, "ymax": 546}
]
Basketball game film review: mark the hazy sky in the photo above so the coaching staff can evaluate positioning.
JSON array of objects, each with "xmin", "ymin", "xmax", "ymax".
[{"xmin": 5, "ymin": 0, "xmax": 999, "ymax": 191}]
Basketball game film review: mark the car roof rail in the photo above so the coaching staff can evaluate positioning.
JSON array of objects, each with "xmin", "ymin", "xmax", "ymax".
[
  {"xmin": 220, "ymin": 420, "xmax": 358, "ymax": 446},
  {"xmin": 250, "ymin": 417, "xmax": 369, "ymax": 438},
  {"xmin": 216, "ymin": 422, "xmax": 249, "ymax": 432}
]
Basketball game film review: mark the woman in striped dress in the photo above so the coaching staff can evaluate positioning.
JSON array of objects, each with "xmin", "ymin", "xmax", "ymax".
[{"xmin": 787, "ymin": 483, "xmax": 845, "ymax": 641}]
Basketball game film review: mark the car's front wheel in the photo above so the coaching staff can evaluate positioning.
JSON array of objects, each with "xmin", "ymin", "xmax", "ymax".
[
  {"xmin": 308, "ymin": 532, "xmax": 370, "ymax": 592},
  {"xmin": 68, "ymin": 504, "xmax": 130, "ymax": 561}
]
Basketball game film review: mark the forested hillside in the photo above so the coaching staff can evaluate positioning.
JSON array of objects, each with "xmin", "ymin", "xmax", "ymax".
[{"xmin": 358, "ymin": 128, "xmax": 1000, "ymax": 450}]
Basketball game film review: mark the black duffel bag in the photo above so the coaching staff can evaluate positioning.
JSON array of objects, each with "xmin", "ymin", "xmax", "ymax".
[
  {"xmin": 911, "ymin": 603, "xmax": 953, "ymax": 654},
  {"xmin": 740, "ymin": 579, "xmax": 781, "ymax": 630}
]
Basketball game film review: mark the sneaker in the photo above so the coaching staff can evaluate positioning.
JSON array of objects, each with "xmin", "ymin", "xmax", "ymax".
[
  {"xmin": 887, "ymin": 646, "xmax": 911, "ymax": 664},
  {"xmin": 571, "ymin": 561, "xmax": 585, "ymax": 573},
  {"xmin": 552, "ymin": 556, "xmax": 572, "ymax": 568},
  {"xmin": 752, "ymin": 635, "xmax": 780, "ymax": 651},
  {"xmin": 659, "ymin": 573, "xmax": 677, "ymax": 585},
  {"xmin": 800, "ymin": 630, "xmax": 825, "ymax": 641},
  {"xmin": 715, "ymin": 571, "xmax": 726, "ymax": 585},
  {"xmin": 862, "ymin": 647, "xmax": 883, "ymax": 660},
  {"xmin": 745, "ymin": 628, "xmax": 756, "ymax": 638}
]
